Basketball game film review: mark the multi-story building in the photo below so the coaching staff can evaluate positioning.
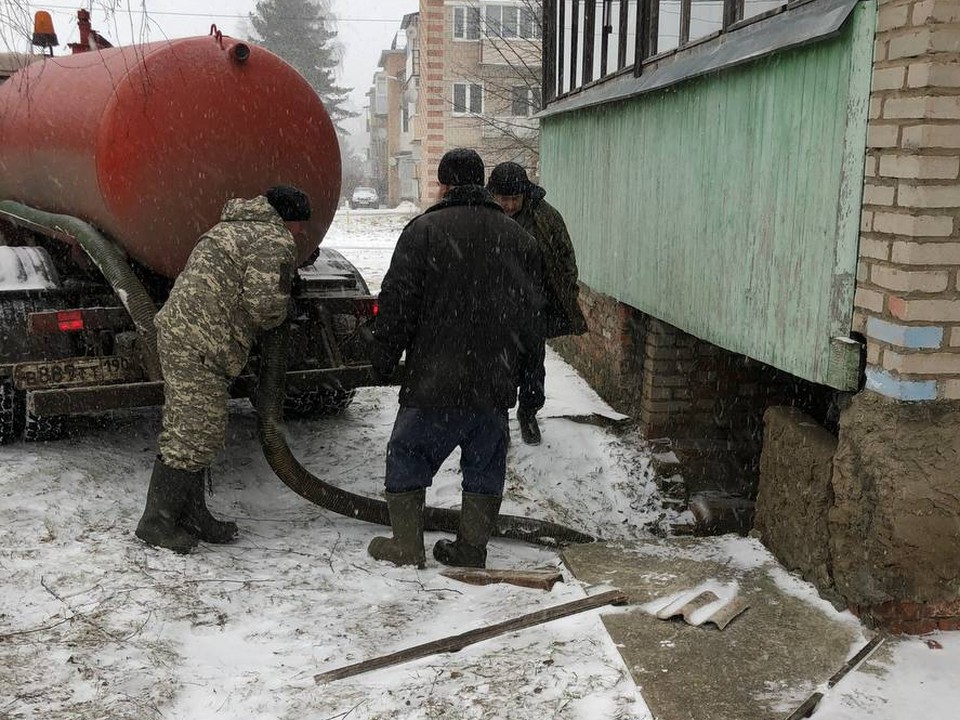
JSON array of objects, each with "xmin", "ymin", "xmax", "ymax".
[
  {"xmin": 366, "ymin": 13, "xmax": 421, "ymax": 207},
  {"xmin": 369, "ymin": 2, "xmax": 542, "ymax": 207}
]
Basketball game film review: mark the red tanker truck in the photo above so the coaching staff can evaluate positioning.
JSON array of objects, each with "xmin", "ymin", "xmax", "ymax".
[{"xmin": 0, "ymin": 13, "xmax": 381, "ymax": 443}]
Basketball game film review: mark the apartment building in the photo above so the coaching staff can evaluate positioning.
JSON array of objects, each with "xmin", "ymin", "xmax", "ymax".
[
  {"xmin": 368, "ymin": 2, "xmax": 542, "ymax": 207},
  {"xmin": 366, "ymin": 14, "xmax": 420, "ymax": 208}
]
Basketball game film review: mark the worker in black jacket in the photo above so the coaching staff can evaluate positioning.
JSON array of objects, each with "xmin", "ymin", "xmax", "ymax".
[{"xmin": 368, "ymin": 148, "xmax": 544, "ymax": 569}]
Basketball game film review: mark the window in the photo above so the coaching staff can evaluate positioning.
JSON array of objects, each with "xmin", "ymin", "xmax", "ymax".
[
  {"xmin": 743, "ymin": 0, "xmax": 789, "ymax": 22},
  {"xmin": 402, "ymin": 105, "xmax": 410, "ymax": 133},
  {"xmin": 521, "ymin": 6, "xmax": 541, "ymax": 39},
  {"xmin": 374, "ymin": 75, "xmax": 388, "ymax": 116},
  {"xmin": 452, "ymin": 83, "xmax": 483, "ymax": 114},
  {"xmin": 546, "ymin": 0, "xmax": 792, "ymax": 99},
  {"xmin": 484, "ymin": 4, "xmax": 541, "ymax": 40},
  {"xmin": 453, "ymin": 6, "xmax": 481, "ymax": 40},
  {"xmin": 511, "ymin": 86, "xmax": 542, "ymax": 116}
]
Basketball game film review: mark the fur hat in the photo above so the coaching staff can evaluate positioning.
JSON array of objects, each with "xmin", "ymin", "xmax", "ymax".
[
  {"xmin": 487, "ymin": 162, "xmax": 531, "ymax": 196},
  {"xmin": 265, "ymin": 185, "xmax": 311, "ymax": 222},
  {"xmin": 437, "ymin": 148, "xmax": 485, "ymax": 187}
]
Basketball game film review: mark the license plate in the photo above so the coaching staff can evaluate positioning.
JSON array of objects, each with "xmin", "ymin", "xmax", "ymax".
[{"xmin": 13, "ymin": 355, "xmax": 140, "ymax": 390}]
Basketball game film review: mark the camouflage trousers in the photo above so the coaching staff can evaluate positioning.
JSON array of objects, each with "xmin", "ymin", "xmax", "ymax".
[{"xmin": 157, "ymin": 333, "xmax": 230, "ymax": 472}]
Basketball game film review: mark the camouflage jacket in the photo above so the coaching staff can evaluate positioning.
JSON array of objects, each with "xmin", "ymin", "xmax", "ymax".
[
  {"xmin": 513, "ymin": 187, "xmax": 588, "ymax": 338},
  {"xmin": 155, "ymin": 196, "xmax": 296, "ymax": 377}
]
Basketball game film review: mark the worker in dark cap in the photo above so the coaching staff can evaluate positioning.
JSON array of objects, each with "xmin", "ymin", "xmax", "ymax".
[
  {"xmin": 367, "ymin": 149, "xmax": 545, "ymax": 569},
  {"xmin": 487, "ymin": 162, "xmax": 587, "ymax": 446},
  {"xmin": 136, "ymin": 185, "xmax": 310, "ymax": 553}
]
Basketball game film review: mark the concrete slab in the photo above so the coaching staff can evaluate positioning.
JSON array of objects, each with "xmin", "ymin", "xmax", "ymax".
[{"xmin": 562, "ymin": 537, "xmax": 865, "ymax": 720}]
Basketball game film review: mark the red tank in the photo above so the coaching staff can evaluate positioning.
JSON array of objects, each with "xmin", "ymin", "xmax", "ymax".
[{"xmin": 0, "ymin": 35, "xmax": 341, "ymax": 278}]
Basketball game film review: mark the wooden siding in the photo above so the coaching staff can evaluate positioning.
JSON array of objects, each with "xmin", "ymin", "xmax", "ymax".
[{"xmin": 540, "ymin": 2, "xmax": 876, "ymax": 389}]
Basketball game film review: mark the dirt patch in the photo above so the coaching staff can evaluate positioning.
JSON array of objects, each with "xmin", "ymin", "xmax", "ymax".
[
  {"xmin": 830, "ymin": 391, "xmax": 960, "ymax": 607},
  {"xmin": 755, "ymin": 406, "xmax": 839, "ymax": 603}
]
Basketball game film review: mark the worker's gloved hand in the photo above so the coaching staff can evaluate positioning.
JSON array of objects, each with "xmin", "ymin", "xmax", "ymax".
[
  {"xmin": 359, "ymin": 324, "xmax": 375, "ymax": 348},
  {"xmin": 370, "ymin": 344, "xmax": 396, "ymax": 384}
]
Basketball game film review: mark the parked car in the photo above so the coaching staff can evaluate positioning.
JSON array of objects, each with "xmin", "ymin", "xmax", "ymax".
[{"xmin": 350, "ymin": 186, "xmax": 379, "ymax": 209}]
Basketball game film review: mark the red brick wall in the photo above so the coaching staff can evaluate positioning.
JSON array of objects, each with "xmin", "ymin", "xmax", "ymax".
[
  {"xmin": 554, "ymin": 285, "xmax": 836, "ymax": 495},
  {"xmin": 551, "ymin": 283, "xmax": 645, "ymax": 419},
  {"xmin": 853, "ymin": 599, "xmax": 960, "ymax": 634}
]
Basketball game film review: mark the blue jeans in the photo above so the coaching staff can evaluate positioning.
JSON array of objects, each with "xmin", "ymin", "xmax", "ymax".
[{"xmin": 384, "ymin": 406, "xmax": 509, "ymax": 495}]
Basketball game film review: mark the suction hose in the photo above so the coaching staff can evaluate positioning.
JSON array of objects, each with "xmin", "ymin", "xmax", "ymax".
[
  {"xmin": 256, "ymin": 320, "xmax": 596, "ymax": 547},
  {"xmin": 0, "ymin": 201, "xmax": 162, "ymax": 380}
]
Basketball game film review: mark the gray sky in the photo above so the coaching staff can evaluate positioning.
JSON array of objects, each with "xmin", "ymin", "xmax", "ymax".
[{"xmin": 9, "ymin": 1, "xmax": 420, "ymax": 148}]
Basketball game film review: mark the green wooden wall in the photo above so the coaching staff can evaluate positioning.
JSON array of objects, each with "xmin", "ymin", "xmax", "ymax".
[{"xmin": 540, "ymin": 2, "xmax": 876, "ymax": 389}]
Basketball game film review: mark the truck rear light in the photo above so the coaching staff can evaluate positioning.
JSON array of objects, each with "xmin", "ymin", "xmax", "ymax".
[
  {"xmin": 27, "ymin": 307, "xmax": 131, "ymax": 335},
  {"xmin": 355, "ymin": 298, "xmax": 379, "ymax": 317},
  {"xmin": 57, "ymin": 310, "xmax": 84, "ymax": 332}
]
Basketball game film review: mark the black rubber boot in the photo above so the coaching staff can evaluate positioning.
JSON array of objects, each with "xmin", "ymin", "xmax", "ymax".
[
  {"xmin": 180, "ymin": 469, "xmax": 238, "ymax": 543},
  {"xmin": 135, "ymin": 457, "xmax": 199, "ymax": 554},
  {"xmin": 433, "ymin": 492, "xmax": 503, "ymax": 568},
  {"xmin": 518, "ymin": 410, "xmax": 541, "ymax": 446},
  {"xmin": 368, "ymin": 488, "xmax": 426, "ymax": 568}
]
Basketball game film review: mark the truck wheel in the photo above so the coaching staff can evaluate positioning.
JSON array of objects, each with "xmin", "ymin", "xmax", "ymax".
[
  {"xmin": 24, "ymin": 410, "xmax": 67, "ymax": 443},
  {"xmin": 283, "ymin": 385, "xmax": 356, "ymax": 419},
  {"xmin": 0, "ymin": 380, "xmax": 25, "ymax": 445}
]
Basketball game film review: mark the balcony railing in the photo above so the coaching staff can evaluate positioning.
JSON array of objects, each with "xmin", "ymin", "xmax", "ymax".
[{"xmin": 543, "ymin": 0, "xmax": 790, "ymax": 101}]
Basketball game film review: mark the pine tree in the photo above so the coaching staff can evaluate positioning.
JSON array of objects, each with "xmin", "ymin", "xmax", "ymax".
[{"xmin": 248, "ymin": 0, "xmax": 356, "ymax": 136}]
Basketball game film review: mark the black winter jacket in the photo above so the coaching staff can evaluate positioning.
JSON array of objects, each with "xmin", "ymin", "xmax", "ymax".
[
  {"xmin": 512, "ymin": 187, "xmax": 587, "ymax": 338},
  {"xmin": 373, "ymin": 185, "xmax": 545, "ymax": 410}
]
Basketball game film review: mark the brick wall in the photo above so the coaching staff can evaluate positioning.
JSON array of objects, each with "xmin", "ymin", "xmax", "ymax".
[
  {"xmin": 413, "ymin": 1, "xmax": 541, "ymax": 203},
  {"xmin": 828, "ymin": 0, "xmax": 960, "ymax": 634},
  {"xmin": 417, "ymin": 0, "xmax": 447, "ymax": 204},
  {"xmin": 554, "ymin": 286, "xmax": 836, "ymax": 496},
  {"xmin": 857, "ymin": 0, "xmax": 960, "ymax": 399},
  {"xmin": 551, "ymin": 283, "xmax": 645, "ymax": 419}
]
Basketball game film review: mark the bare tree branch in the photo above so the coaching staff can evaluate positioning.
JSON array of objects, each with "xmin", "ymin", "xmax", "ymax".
[{"xmin": 445, "ymin": 0, "xmax": 544, "ymax": 167}]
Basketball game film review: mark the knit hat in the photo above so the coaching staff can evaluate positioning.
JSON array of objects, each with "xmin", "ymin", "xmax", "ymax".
[
  {"xmin": 265, "ymin": 185, "xmax": 311, "ymax": 221},
  {"xmin": 487, "ymin": 162, "xmax": 531, "ymax": 196},
  {"xmin": 437, "ymin": 148, "xmax": 485, "ymax": 187}
]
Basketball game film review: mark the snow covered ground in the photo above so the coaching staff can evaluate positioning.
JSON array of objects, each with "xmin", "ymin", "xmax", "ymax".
[{"xmin": 1, "ymin": 207, "xmax": 957, "ymax": 719}]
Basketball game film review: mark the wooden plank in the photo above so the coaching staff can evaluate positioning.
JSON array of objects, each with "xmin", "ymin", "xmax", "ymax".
[
  {"xmin": 784, "ymin": 635, "xmax": 885, "ymax": 719},
  {"xmin": 440, "ymin": 567, "xmax": 564, "ymax": 591},
  {"xmin": 314, "ymin": 589, "xmax": 629, "ymax": 684},
  {"xmin": 543, "ymin": 0, "xmax": 558, "ymax": 102},
  {"xmin": 617, "ymin": 0, "xmax": 629, "ymax": 70},
  {"xmin": 583, "ymin": 0, "xmax": 596, "ymax": 84},
  {"xmin": 570, "ymin": 0, "xmax": 580, "ymax": 91},
  {"xmin": 679, "ymin": 0, "xmax": 692, "ymax": 46}
]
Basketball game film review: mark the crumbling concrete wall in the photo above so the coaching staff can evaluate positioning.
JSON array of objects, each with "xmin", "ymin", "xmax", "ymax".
[
  {"xmin": 755, "ymin": 407, "xmax": 839, "ymax": 601},
  {"xmin": 830, "ymin": 391, "xmax": 960, "ymax": 630},
  {"xmin": 757, "ymin": 394, "xmax": 960, "ymax": 632}
]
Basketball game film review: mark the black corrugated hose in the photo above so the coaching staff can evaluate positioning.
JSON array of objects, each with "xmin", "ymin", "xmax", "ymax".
[{"xmin": 256, "ymin": 320, "xmax": 596, "ymax": 547}]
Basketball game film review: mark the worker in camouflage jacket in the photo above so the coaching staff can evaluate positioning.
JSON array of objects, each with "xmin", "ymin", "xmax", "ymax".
[
  {"xmin": 487, "ymin": 162, "xmax": 587, "ymax": 446},
  {"xmin": 135, "ymin": 186, "xmax": 309, "ymax": 553}
]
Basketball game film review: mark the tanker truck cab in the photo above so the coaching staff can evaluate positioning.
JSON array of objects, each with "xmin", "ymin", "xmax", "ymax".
[{"xmin": 0, "ymin": 10, "xmax": 386, "ymax": 444}]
